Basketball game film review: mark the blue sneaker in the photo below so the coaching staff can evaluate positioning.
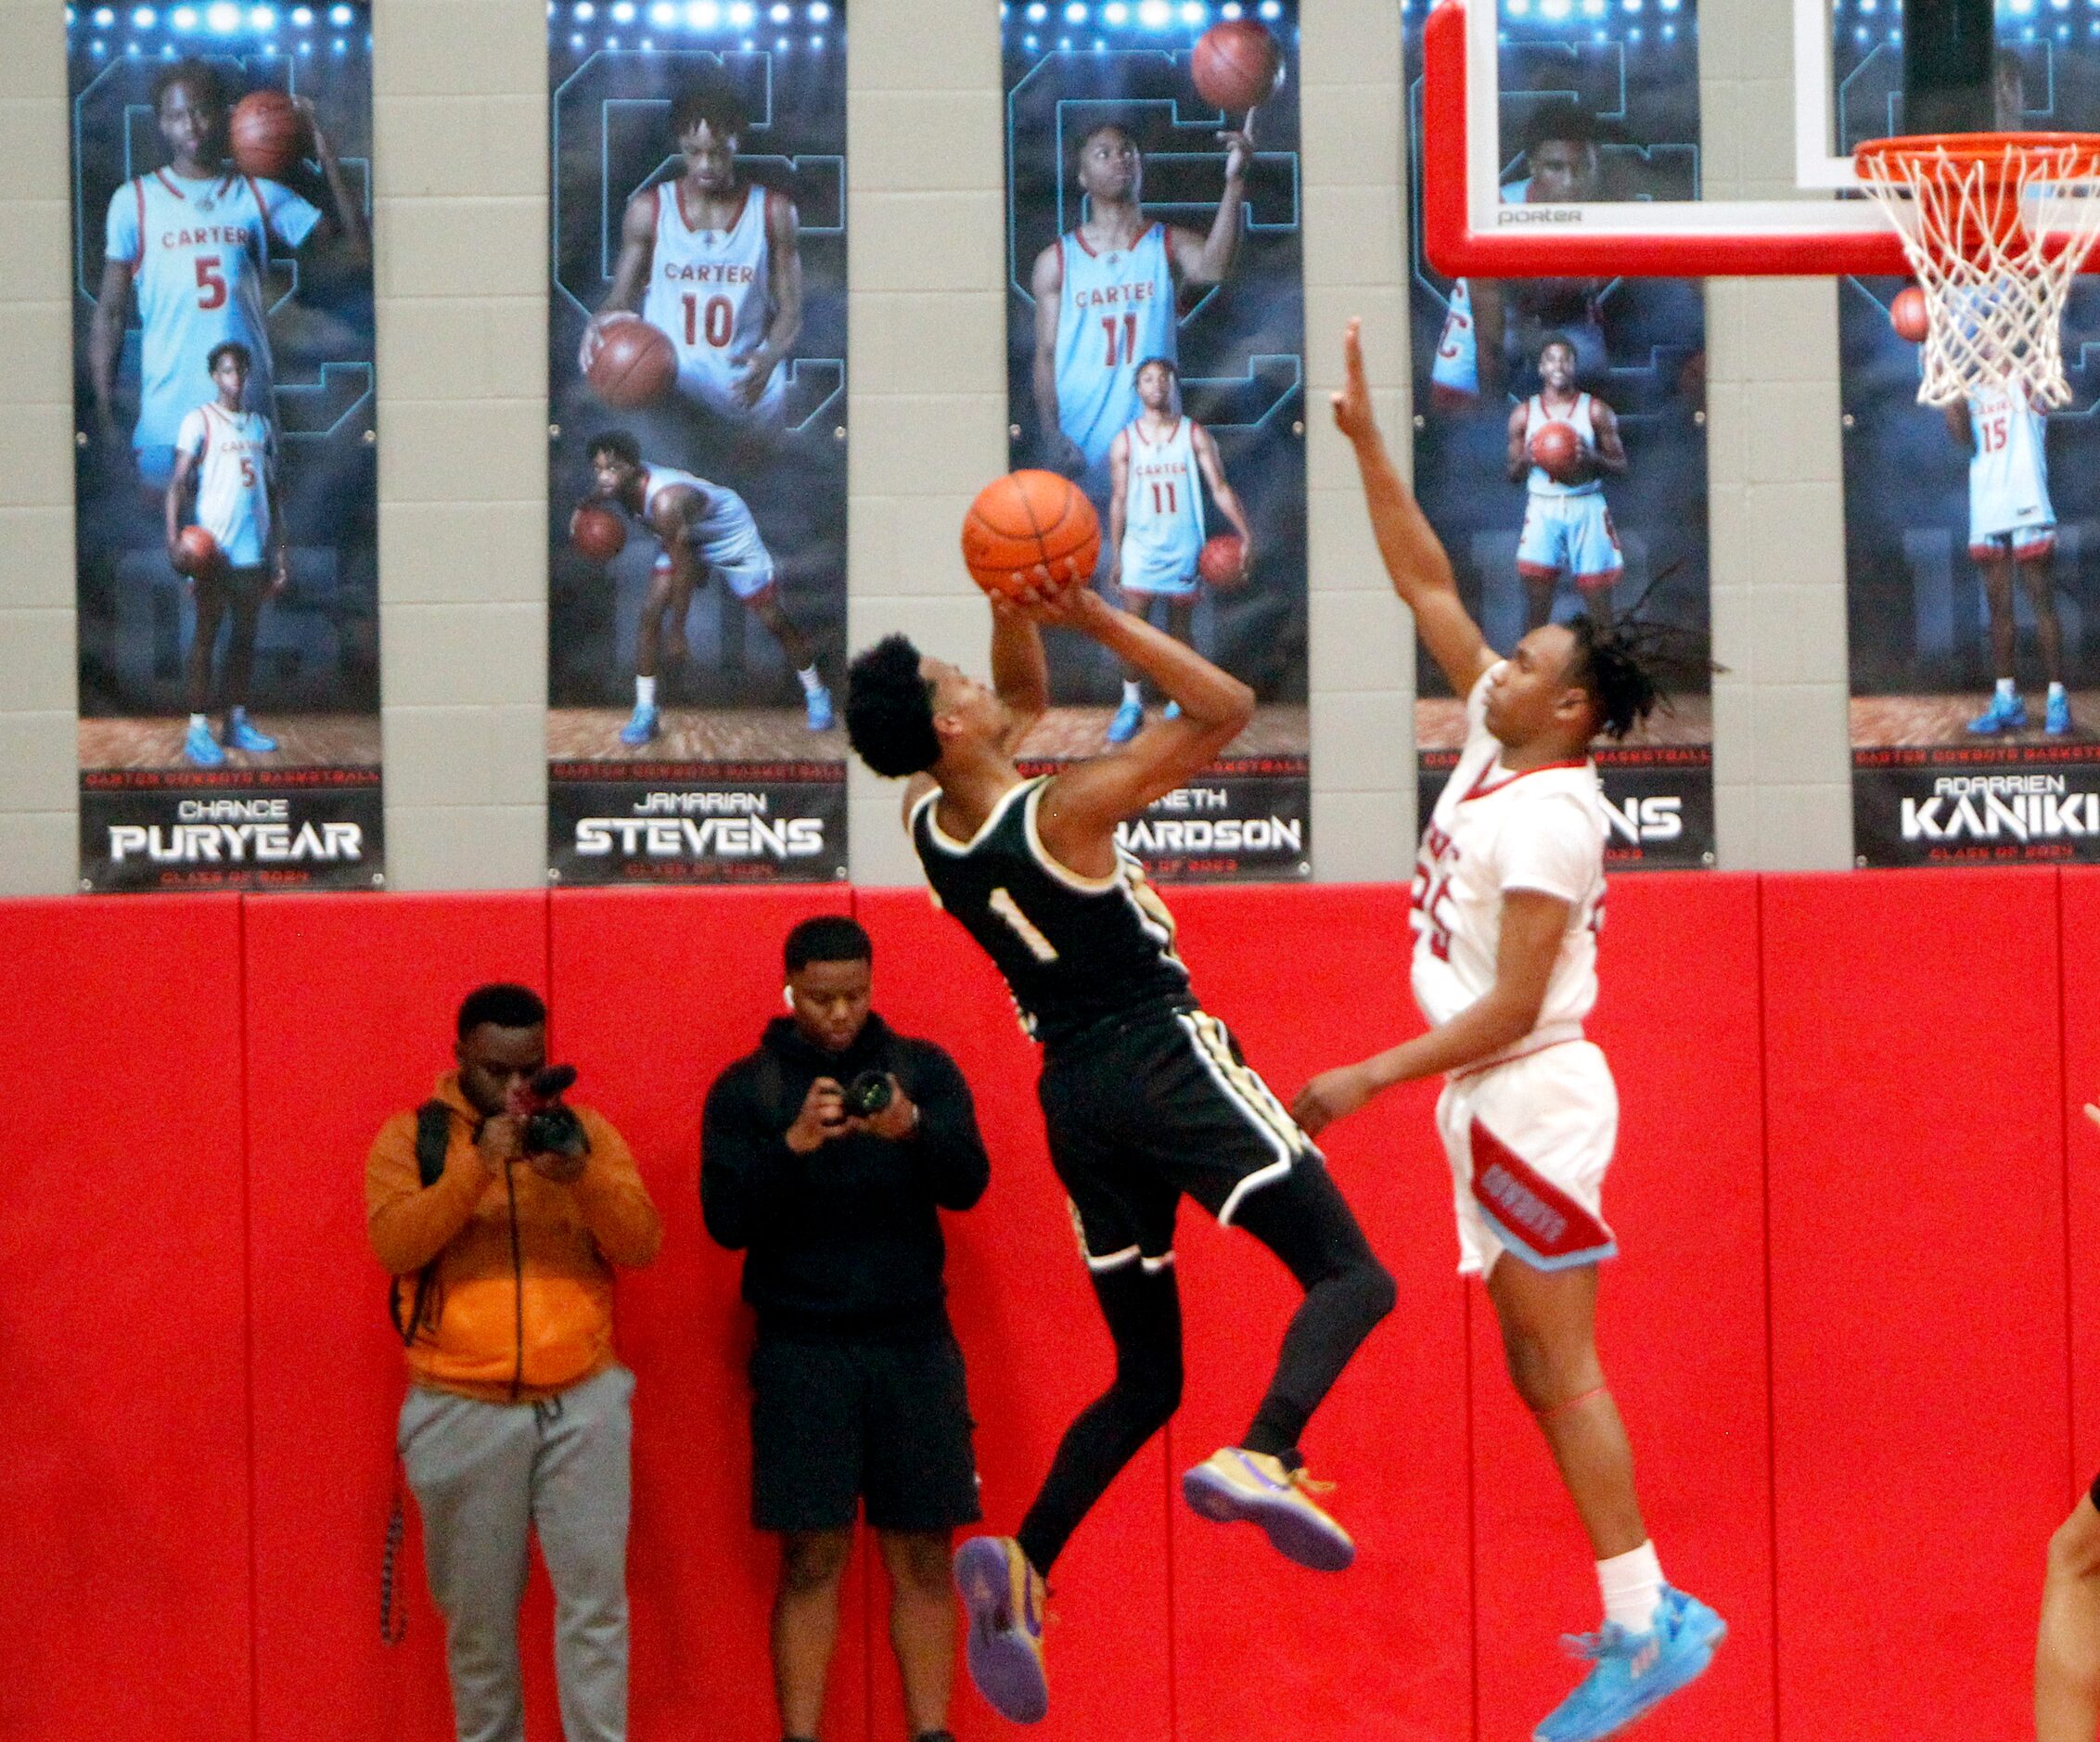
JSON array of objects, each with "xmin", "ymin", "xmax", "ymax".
[
  {"xmin": 1106, "ymin": 698, "xmax": 1145, "ymax": 744},
  {"xmin": 1182, "ymin": 1447, "xmax": 1355, "ymax": 1571},
  {"xmin": 2049, "ymin": 691, "xmax": 2074, "ymax": 737},
  {"xmin": 618, "ymin": 703, "xmax": 660, "ymax": 747},
  {"xmin": 954, "ymin": 1536, "xmax": 1048, "ymax": 1723},
  {"xmin": 805, "ymin": 683, "xmax": 834, "ymax": 733},
  {"xmin": 183, "ymin": 720, "xmax": 224, "ymax": 767},
  {"xmin": 1966, "ymin": 691, "xmax": 2029, "ymax": 735},
  {"xmin": 224, "ymin": 711, "xmax": 277, "ymax": 753},
  {"xmin": 1532, "ymin": 1588, "xmax": 1724, "ymax": 1742}
]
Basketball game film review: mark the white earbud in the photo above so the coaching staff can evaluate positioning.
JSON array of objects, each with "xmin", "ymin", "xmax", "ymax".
[{"xmin": 783, "ymin": 984, "xmax": 796, "ymax": 1011}]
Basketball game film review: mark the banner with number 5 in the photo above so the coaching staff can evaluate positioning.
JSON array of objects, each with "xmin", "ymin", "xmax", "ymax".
[{"xmin": 68, "ymin": 2, "xmax": 383, "ymax": 891}]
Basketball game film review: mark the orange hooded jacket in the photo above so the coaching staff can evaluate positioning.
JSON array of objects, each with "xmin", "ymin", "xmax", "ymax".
[{"xmin": 365, "ymin": 1071, "xmax": 663, "ymax": 1403}]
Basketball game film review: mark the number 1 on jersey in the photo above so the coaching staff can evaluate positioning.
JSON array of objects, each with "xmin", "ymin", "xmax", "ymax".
[
  {"xmin": 1101, "ymin": 312, "xmax": 1139, "ymax": 369},
  {"xmin": 988, "ymin": 887, "xmax": 1060, "ymax": 963}
]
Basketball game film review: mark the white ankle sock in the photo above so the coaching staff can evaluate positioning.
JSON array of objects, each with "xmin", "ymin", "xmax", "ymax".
[
  {"xmin": 636, "ymin": 676, "xmax": 658, "ymax": 708},
  {"xmin": 2051, "ymin": 682, "xmax": 2067, "ymax": 702},
  {"xmin": 1121, "ymin": 680, "xmax": 1143, "ymax": 706},
  {"xmin": 189, "ymin": 712, "xmax": 209, "ymax": 732},
  {"xmin": 1998, "ymin": 677, "xmax": 2017, "ymax": 701},
  {"xmin": 797, "ymin": 664, "xmax": 824, "ymax": 695},
  {"xmin": 1597, "ymin": 1541, "xmax": 1664, "ymax": 1635}
]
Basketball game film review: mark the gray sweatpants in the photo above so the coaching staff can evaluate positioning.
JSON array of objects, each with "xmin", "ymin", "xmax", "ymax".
[{"xmin": 399, "ymin": 1364, "xmax": 635, "ymax": 1742}]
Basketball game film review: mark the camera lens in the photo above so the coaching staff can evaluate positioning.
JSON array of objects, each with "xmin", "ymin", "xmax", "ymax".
[{"xmin": 845, "ymin": 1070, "xmax": 892, "ymax": 1117}]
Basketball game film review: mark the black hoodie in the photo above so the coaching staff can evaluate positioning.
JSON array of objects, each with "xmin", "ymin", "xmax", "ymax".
[{"xmin": 700, "ymin": 1014, "xmax": 990, "ymax": 1338}]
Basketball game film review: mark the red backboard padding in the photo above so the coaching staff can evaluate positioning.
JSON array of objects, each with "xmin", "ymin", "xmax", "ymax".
[
  {"xmin": 16, "ymin": 869, "xmax": 2100, "ymax": 1742},
  {"xmin": 0, "ymin": 896, "xmax": 252, "ymax": 1742},
  {"xmin": 546, "ymin": 885, "xmax": 867, "ymax": 1742},
  {"xmin": 1468, "ymin": 873, "xmax": 1773, "ymax": 1741},
  {"xmin": 1762, "ymin": 869, "xmax": 2068, "ymax": 1742},
  {"xmin": 1163, "ymin": 883, "xmax": 1473, "ymax": 1742},
  {"xmin": 242, "ymin": 891, "xmax": 552, "ymax": 1742},
  {"xmin": 855, "ymin": 886, "xmax": 1175, "ymax": 1742}
]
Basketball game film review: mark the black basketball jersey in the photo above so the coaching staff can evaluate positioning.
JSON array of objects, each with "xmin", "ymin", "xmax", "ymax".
[{"xmin": 910, "ymin": 775, "xmax": 1193, "ymax": 1046}]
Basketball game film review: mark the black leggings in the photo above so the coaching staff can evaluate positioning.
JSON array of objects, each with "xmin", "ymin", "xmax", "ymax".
[
  {"xmin": 1014, "ymin": 1159, "xmax": 1392, "ymax": 1577},
  {"xmin": 186, "ymin": 569, "xmax": 265, "ymax": 713}
]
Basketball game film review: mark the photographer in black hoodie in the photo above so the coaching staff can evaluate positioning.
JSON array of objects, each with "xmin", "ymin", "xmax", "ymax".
[{"xmin": 702, "ymin": 915, "xmax": 990, "ymax": 1742}]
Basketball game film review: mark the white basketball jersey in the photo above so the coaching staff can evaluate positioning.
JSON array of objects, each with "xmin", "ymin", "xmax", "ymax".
[
  {"xmin": 639, "ymin": 461, "xmax": 770, "ymax": 572},
  {"xmin": 105, "ymin": 169, "xmax": 320, "ymax": 450},
  {"xmin": 1412, "ymin": 664, "xmax": 1607, "ymax": 1039},
  {"xmin": 1120, "ymin": 415, "xmax": 1206, "ymax": 580},
  {"xmin": 1525, "ymin": 392, "xmax": 1602, "ymax": 499},
  {"xmin": 640, "ymin": 181, "xmax": 782, "ymax": 420},
  {"xmin": 1054, "ymin": 224, "xmax": 1177, "ymax": 468},
  {"xmin": 175, "ymin": 403, "xmax": 275, "ymax": 567},
  {"xmin": 1968, "ymin": 383, "xmax": 2055, "ymax": 541}
]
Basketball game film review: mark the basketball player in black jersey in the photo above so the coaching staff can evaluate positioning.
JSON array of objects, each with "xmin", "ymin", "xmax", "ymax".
[{"xmin": 844, "ymin": 583, "xmax": 1394, "ymax": 1725}]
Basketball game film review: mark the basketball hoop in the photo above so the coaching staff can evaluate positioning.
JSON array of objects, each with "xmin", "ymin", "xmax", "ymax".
[{"xmin": 1854, "ymin": 132, "xmax": 2100, "ymax": 407}]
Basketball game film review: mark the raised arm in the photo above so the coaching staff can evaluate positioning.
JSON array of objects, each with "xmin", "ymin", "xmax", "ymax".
[
  {"xmin": 991, "ymin": 596, "xmax": 1050, "ymax": 745},
  {"xmin": 1334, "ymin": 318, "xmax": 1496, "ymax": 697},
  {"xmin": 292, "ymin": 96, "xmax": 367, "ymax": 257},
  {"xmin": 1026, "ymin": 586, "xmax": 1253, "ymax": 875},
  {"xmin": 1169, "ymin": 114, "xmax": 1252, "ymax": 287}
]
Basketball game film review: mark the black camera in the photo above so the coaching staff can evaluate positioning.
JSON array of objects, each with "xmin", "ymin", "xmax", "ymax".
[
  {"xmin": 522, "ymin": 1064, "xmax": 588, "ymax": 1158},
  {"xmin": 843, "ymin": 1070, "xmax": 893, "ymax": 1118}
]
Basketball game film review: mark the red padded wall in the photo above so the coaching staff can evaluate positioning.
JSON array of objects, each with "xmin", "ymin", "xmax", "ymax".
[
  {"xmin": 2060, "ymin": 870, "xmax": 2100, "ymax": 1501},
  {"xmin": 0, "ymin": 897, "xmax": 252, "ymax": 1742},
  {"xmin": 1762, "ymin": 869, "xmax": 2067, "ymax": 1741},
  {"xmin": 856, "ymin": 887, "xmax": 1175, "ymax": 1742},
  {"xmin": 242, "ymin": 891, "xmax": 551, "ymax": 1742},
  {"xmin": 1467, "ymin": 873, "xmax": 1771, "ymax": 1740},
  {"xmin": 548, "ymin": 885, "xmax": 868, "ymax": 1742},
  {"xmin": 1162, "ymin": 884, "xmax": 1473, "ymax": 1742}
]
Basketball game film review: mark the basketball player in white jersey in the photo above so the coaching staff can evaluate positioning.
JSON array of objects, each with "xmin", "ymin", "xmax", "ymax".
[
  {"xmin": 581, "ymin": 79, "xmax": 802, "ymax": 429},
  {"xmin": 90, "ymin": 58, "xmax": 366, "ymax": 490},
  {"xmin": 1103, "ymin": 357, "xmax": 1252, "ymax": 744},
  {"xmin": 1950, "ymin": 381, "xmax": 2068, "ymax": 737},
  {"xmin": 586, "ymin": 430, "xmax": 830, "ymax": 744},
  {"xmin": 1509, "ymin": 338, "xmax": 1627, "ymax": 631},
  {"xmin": 163, "ymin": 342, "xmax": 287, "ymax": 769},
  {"xmin": 1299, "ymin": 321, "xmax": 1723, "ymax": 1742},
  {"xmin": 1432, "ymin": 106, "xmax": 1611, "ymax": 407},
  {"xmin": 1029, "ymin": 117, "xmax": 1255, "ymax": 481}
]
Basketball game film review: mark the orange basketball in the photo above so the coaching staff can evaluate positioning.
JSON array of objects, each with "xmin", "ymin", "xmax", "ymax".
[
  {"xmin": 229, "ymin": 90, "xmax": 305, "ymax": 180},
  {"xmin": 1530, "ymin": 419, "xmax": 1582, "ymax": 484},
  {"xmin": 570, "ymin": 502, "xmax": 627, "ymax": 563},
  {"xmin": 960, "ymin": 471, "xmax": 1101, "ymax": 599},
  {"xmin": 1198, "ymin": 532, "xmax": 1248, "ymax": 590},
  {"xmin": 588, "ymin": 319, "xmax": 678, "ymax": 409},
  {"xmin": 1191, "ymin": 19, "xmax": 1283, "ymax": 112},
  {"xmin": 1891, "ymin": 285, "xmax": 1929, "ymax": 344},
  {"xmin": 173, "ymin": 525, "xmax": 220, "ymax": 577}
]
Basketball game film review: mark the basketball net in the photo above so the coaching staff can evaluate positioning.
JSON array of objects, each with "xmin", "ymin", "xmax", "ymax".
[{"xmin": 1855, "ymin": 133, "xmax": 2100, "ymax": 408}]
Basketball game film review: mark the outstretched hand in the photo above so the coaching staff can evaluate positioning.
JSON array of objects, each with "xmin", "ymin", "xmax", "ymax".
[
  {"xmin": 992, "ymin": 570, "xmax": 1099, "ymax": 632},
  {"xmin": 1219, "ymin": 109, "xmax": 1256, "ymax": 181},
  {"xmin": 1330, "ymin": 317, "xmax": 1378, "ymax": 445}
]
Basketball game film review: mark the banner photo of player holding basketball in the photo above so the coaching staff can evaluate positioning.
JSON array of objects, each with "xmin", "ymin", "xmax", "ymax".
[
  {"xmin": 1402, "ymin": 1, "xmax": 1715, "ymax": 872},
  {"xmin": 68, "ymin": 4, "xmax": 380, "ymax": 892},
  {"xmin": 1000, "ymin": 1, "xmax": 1309, "ymax": 883},
  {"xmin": 1837, "ymin": 33, "xmax": 2100, "ymax": 867},
  {"xmin": 548, "ymin": 5, "xmax": 847, "ymax": 886}
]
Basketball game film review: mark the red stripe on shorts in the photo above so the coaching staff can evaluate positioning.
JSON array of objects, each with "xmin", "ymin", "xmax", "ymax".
[{"xmin": 1468, "ymin": 1117, "xmax": 1613, "ymax": 1262}]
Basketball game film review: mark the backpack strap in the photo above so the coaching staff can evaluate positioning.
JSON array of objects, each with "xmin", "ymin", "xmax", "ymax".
[{"xmin": 390, "ymin": 1100, "xmax": 459, "ymax": 1344}]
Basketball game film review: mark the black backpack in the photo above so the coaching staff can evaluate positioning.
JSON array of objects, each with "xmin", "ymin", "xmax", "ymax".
[{"xmin": 387, "ymin": 1099, "xmax": 457, "ymax": 1345}]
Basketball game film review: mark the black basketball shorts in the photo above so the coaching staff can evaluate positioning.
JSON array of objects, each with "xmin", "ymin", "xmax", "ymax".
[
  {"xmin": 1038, "ymin": 1006, "xmax": 1317, "ymax": 1276},
  {"xmin": 749, "ymin": 1329, "xmax": 981, "ymax": 1535}
]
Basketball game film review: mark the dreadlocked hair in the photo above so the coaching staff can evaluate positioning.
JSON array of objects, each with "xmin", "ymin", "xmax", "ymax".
[
  {"xmin": 1565, "ymin": 611, "xmax": 1716, "ymax": 742},
  {"xmin": 845, "ymin": 634, "xmax": 941, "ymax": 777}
]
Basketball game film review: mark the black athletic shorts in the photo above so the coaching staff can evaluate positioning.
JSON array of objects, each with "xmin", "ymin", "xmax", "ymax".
[
  {"xmin": 1038, "ymin": 1005, "xmax": 1317, "ymax": 1274},
  {"xmin": 749, "ymin": 1329, "xmax": 981, "ymax": 1534}
]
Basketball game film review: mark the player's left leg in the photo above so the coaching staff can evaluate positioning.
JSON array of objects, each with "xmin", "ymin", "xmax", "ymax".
[
  {"xmin": 741, "ymin": 582, "xmax": 833, "ymax": 732},
  {"xmin": 622, "ymin": 560, "xmax": 676, "ymax": 745},
  {"xmin": 183, "ymin": 572, "xmax": 232, "ymax": 767},
  {"xmin": 1570, "ymin": 499, "xmax": 1624, "ymax": 633},
  {"xmin": 2015, "ymin": 543, "xmax": 2070, "ymax": 735},
  {"xmin": 1158, "ymin": 597, "xmax": 1197, "ymax": 723},
  {"xmin": 1968, "ymin": 546, "xmax": 2029, "ymax": 735},
  {"xmin": 1109, "ymin": 586, "xmax": 1167, "ymax": 743},
  {"xmin": 220, "ymin": 569, "xmax": 276, "ymax": 754},
  {"xmin": 1489, "ymin": 1258, "xmax": 1722, "ymax": 1742},
  {"xmin": 2037, "ymin": 1486, "xmax": 2100, "ymax": 1742}
]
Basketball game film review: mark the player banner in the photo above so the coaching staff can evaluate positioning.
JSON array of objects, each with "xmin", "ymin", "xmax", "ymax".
[
  {"xmin": 549, "ymin": 4, "xmax": 847, "ymax": 886},
  {"xmin": 69, "ymin": 3, "xmax": 381, "ymax": 892},
  {"xmin": 1402, "ymin": 0, "xmax": 1714, "ymax": 872},
  {"xmin": 1001, "ymin": 0, "xmax": 1310, "ymax": 883},
  {"xmin": 1838, "ymin": 38, "xmax": 2100, "ymax": 867}
]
